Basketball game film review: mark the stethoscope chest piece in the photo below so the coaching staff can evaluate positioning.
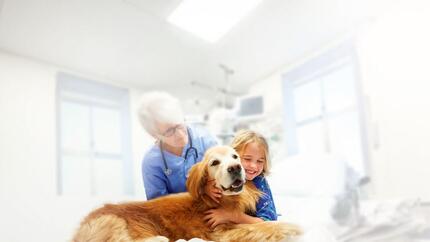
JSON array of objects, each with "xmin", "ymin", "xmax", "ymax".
[{"xmin": 164, "ymin": 168, "xmax": 172, "ymax": 176}]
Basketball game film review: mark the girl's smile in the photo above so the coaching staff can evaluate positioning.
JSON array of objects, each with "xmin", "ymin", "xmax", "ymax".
[{"xmin": 240, "ymin": 142, "xmax": 265, "ymax": 180}]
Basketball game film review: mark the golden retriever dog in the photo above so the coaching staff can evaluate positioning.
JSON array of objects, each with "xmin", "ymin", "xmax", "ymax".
[{"xmin": 72, "ymin": 146, "xmax": 301, "ymax": 242}]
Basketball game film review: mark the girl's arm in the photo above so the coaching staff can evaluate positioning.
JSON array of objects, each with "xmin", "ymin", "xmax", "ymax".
[
  {"xmin": 230, "ymin": 212, "xmax": 264, "ymax": 224},
  {"xmin": 204, "ymin": 178, "xmax": 277, "ymax": 228},
  {"xmin": 204, "ymin": 209, "xmax": 263, "ymax": 229}
]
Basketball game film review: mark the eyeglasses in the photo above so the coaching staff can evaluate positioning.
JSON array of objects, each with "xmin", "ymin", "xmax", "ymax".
[{"xmin": 160, "ymin": 124, "xmax": 186, "ymax": 137}]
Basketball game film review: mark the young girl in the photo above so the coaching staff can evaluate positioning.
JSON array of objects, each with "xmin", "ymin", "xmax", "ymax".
[{"xmin": 204, "ymin": 130, "xmax": 277, "ymax": 229}]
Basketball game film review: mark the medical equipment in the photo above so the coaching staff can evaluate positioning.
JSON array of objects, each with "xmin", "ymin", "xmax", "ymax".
[
  {"xmin": 234, "ymin": 95, "xmax": 265, "ymax": 121},
  {"xmin": 159, "ymin": 127, "xmax": 198, "ymax": 176},
  {"xmin": 190, "ymin": 63, "xmax": 244, "ymax": 109}
]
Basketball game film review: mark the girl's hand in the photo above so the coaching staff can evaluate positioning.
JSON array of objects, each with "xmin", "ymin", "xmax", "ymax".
[
  {"xmin": 204, "ymin": 208, "xmax": 236, "ymax": 229},
  {"xmin": 204, "ymin": 179, "xmax": 223, "ymax": 203}
]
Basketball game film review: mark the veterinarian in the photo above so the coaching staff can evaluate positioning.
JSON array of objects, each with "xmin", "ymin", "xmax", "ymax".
[{"xmin": 138, "ymin": 91, "xmax": 221, "ymax": 200}]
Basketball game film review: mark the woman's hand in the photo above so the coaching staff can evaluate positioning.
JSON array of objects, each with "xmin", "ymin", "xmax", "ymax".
[
  {"xmin": 204, "ymin": 208, "xmax": 237, "ymax": 229},
  {"xmin": 204, "ymin": 179, "xmax": 223, "ymax": 203}
]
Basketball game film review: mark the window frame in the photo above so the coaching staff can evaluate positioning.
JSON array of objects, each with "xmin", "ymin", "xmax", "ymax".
[
  {"xmin": 282, "ymin": 41, "xmax": 370, "ymax": 176},
  {"xmin": 56, "ymin": 72, "xmax": 134, "ymax": 196}
]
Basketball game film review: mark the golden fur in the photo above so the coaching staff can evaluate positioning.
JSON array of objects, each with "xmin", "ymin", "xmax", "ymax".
[{"xmin": 72, "ymin": 146, "xmax": 301, "ymax": 242}]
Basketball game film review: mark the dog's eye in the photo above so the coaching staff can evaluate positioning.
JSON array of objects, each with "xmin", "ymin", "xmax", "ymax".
[
  {"xmin": 232, "ymin": 154, "xmax": 238, "ymax": 159},
  {"xmin": 211, "ymin": 159, "xmax": 220, "ymax": 166}
]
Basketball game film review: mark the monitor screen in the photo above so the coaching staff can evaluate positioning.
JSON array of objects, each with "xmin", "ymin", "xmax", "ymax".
[{"xmin": 237, "ymin": 96, "xmax": 264, "ymax": 117}]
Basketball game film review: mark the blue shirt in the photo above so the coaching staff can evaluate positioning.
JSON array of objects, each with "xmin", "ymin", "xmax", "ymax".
[
  {"xmin": 142, "ymin": 125, "xmax": 217, "ymax": 200},
  {"xmin": 253, "ymin": 175, "xmax": 278, "ymax": 221}
]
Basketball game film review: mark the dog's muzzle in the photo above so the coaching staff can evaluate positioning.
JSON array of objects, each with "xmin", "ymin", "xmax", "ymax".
[
  {"xmin": 221, "ymin": 179, "xmax": 244, "ymax": 192},
  {"xmin": 221, "ymin": 164, "xmax": 245, "ymax": 192}
]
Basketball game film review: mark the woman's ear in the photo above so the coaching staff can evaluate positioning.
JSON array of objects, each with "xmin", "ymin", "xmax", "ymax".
[{"xmin": 186, "ymin": 159, "xmax": 208, "ymax": 199}]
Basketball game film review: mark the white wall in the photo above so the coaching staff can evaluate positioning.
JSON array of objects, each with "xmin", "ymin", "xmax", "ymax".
[
  {"xmin": 356, "ymin": 0, "xmax": 430, "ymax": 200},
  {"xmin": 0, "ymin": 51, "xmax": 151, "ymax": 242},
  {"xmin": 0, "ymin": 51, "xmax": 56, "ymax": 197}
]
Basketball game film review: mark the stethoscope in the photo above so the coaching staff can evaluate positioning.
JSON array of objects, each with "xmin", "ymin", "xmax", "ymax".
[{"xmin": 159, "ymin": 127, "xmax": 198, "ymax": 176}]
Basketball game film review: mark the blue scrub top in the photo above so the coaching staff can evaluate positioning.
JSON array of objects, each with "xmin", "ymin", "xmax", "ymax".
[{"xmin": 142, "ymin": 125, "xmax": 217, "ymax": 200}]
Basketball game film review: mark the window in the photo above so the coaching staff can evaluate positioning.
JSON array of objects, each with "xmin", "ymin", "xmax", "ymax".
[
  {"xmin": 282, "ymin": 42, "xmax": 369, "ymax": 177},
  {"xmin": 56, "ymin": 73, "xmax": 133, "ymax": 196}
]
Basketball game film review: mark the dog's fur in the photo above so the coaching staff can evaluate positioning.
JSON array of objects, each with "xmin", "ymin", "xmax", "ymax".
[{"xmin": 72, "ymin": 146, "xmax": 301, "ymax": 242}]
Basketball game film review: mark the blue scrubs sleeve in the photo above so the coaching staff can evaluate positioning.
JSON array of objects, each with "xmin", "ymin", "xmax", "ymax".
[{"xmin": 142, "ymin": 160, "xmax": 168, "ymax": 200}]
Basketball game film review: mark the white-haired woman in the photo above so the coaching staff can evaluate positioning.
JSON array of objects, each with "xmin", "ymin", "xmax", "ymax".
[{"xmin": 138, "ymin": 91, "xmax": 221, "ymax": 201}]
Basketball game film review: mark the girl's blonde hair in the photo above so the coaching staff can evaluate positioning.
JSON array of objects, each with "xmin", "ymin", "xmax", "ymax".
[{"xmin": 230, "ymin": 129, "xmax": 271, "ymax": 176}]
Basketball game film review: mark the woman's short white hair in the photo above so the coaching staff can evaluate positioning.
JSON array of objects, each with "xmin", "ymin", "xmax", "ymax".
[{"xmin": 137, "ymin": 91, "xmax": 184, "ymax": 136}]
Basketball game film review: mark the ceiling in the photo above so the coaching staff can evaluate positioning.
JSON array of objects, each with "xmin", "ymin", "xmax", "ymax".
[{"xmin": 0, "ymin": 0, "xmax": 371, "ymax": 96}]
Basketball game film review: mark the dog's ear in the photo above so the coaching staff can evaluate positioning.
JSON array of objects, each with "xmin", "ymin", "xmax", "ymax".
[{"xmin": 186, "ymin": 158, "xmax": 208, "ymax": 199}]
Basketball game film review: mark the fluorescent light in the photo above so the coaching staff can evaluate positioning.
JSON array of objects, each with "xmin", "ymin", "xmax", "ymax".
[{"xmin": 168, "ymin": 0, "xmax": 262, "ymax": 43}]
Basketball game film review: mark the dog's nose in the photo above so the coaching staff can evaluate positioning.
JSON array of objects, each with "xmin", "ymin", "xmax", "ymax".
[{"xmin": 227, "ymin": 164, "xmax": 242, "ymax": 176}]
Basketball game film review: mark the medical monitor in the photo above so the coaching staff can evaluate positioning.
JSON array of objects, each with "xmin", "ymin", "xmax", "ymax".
[{"xmin": 235, "ymin": 95, "xmax": 264, "ymax": 120}]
